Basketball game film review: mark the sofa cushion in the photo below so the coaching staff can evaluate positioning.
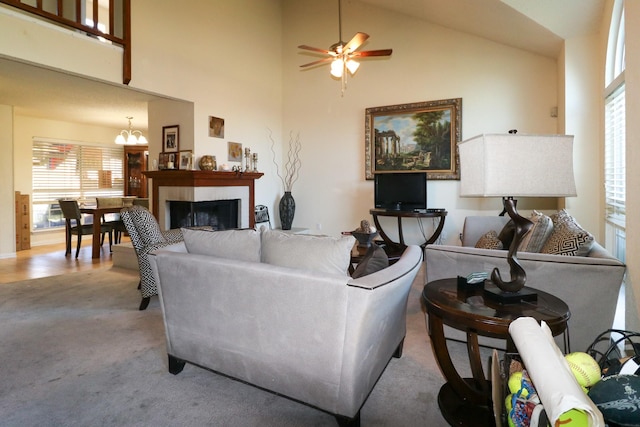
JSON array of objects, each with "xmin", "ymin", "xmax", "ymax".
[
  {"xmin": 475, "ymin": 230, "xmax": 503, "ymax": 250},
  {"xmin": 351, "ymin": 244, "xmax": 389, "ymax": 278},
  {"xmin": 541, "ymin": 214, "xmax": 594, "ymax": 256},
  {"xmin": 518, "ymin": 211, "xmax": 553, "ymax": 253},
  {"xmin": 182, "ymin": 228, "xmax": 261, "ymax": 262},
  {"xmin": 261, "ymin": 229, "xmax": 355, "ymax": 276}
]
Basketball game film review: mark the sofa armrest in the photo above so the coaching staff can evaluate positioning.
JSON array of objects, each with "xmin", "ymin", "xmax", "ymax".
[
  {"xmin": 425, "ymin": 244, "xmax": 626, "ymax": 352},
  {"xmin": 341, "ymin": 245, "xmax": 423, "ymax": 414},
  {"xmin": 151, "ymin": 241, "xmax": 186, "ymax": 254},
  {"xmin": 348, "ymin": 245, "xmax": 423, "ymax": 290}
]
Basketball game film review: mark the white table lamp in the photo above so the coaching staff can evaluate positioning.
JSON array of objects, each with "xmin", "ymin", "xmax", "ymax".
[{"xmin": 458, "ymin": 132, "xmax": 576, "ymax": 301}]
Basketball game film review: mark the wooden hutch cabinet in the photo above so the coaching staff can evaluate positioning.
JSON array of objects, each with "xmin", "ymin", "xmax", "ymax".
[{"xmin": 124, "ymin": 146, "xmax": 148, "ymax": 198}]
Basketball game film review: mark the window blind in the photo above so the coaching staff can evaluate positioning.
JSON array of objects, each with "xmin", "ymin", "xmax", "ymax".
[
  {"xmin": 32, "ymin": 138, "xmax": 124, "ymax": 230},
  {"xmin": 604, "ymin": 84, "xmax": 625, "ymax": 227}
]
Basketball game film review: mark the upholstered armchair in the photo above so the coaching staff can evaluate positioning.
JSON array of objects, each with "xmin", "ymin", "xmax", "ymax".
[{"xmin": 120, "ymin": 205, "xmax": 183, "ymax": 310}]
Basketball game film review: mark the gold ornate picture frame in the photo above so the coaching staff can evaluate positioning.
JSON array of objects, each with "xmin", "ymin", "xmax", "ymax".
[{"xmin": 365, "ymin": 98, "xmax": 462, "ymax": 180}]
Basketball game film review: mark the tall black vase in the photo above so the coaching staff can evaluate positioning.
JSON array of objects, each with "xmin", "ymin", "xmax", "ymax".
[{"xmin": 279, "ymin": 191, "xmax": 295, "ymax": 230}]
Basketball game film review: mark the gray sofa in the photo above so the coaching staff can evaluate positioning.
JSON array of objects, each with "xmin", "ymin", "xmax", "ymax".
[
  {"xmin": 425, "ymin": 215, "xmax": 626, "ymax": 352},
  {"xmin": 149, "ymin": 228, "xmax": 423, "ymax": 426}
]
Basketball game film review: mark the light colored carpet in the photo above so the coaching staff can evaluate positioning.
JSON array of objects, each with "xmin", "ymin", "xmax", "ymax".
[{"xmin": 0, "ymin": 265, "xmax": 477, "ymax": 426}]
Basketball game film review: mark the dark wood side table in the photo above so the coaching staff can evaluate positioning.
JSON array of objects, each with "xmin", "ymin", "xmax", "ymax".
[
  {"xmin": 369, "ymin": 208, "xmax": 447, "ymax": 256},
  {"xmin": 422, "ymin": 278, "xmax": 570, "ymax": 426}
]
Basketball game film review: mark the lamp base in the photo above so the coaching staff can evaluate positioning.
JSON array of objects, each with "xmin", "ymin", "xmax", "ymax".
[{"xmin": 483, "ymin": 282, "xmax": 538, "ymax": 304}]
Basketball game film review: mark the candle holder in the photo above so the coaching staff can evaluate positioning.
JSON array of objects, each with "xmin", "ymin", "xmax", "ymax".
[
  {"xmin": 244, "ymin": 147, "xmax": 251, "ymax": 172},
  {"xmin": 252, "ymin": 153, "xmax": 258, "ymax": 172}
]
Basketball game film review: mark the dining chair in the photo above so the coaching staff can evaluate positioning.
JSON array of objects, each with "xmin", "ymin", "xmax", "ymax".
[
  {"xmin": 96, "ymin": 197, "xmax": 127, "ymax": 244},
  {"xmin": 120, "ymin": 205, "xmax": 183, "ymax": 310},
  {"xmin": 58, "ymin": 199, "xmax": 113, "ymax": 258}
]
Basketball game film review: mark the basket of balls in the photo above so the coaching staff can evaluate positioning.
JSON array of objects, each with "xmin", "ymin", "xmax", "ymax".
[{"xmin": 498, "ymin": 351, "xmax": 604, "ymax": 427}]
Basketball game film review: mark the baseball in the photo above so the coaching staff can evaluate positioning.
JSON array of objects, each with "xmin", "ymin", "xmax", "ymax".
[{"xmin": 565, "ymin": 352, "xmax": 601, "ymax": 388}]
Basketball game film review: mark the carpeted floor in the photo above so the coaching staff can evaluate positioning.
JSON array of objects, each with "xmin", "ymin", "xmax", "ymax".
[{"xmin": 0, "ymin": 265, "xmax": 480, "ymax": 426}]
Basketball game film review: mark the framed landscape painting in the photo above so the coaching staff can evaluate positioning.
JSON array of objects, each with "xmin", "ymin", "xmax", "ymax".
[{"xmin": 364, "ymin": 98, "xmax": 462, "ymax": 180}]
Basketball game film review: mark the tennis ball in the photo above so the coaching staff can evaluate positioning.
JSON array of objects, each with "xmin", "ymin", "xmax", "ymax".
[
  {"xmin": 505, "ymin": 393, "xmax": 513, "ymax": 413},
  {"xmin": 565, "ymin": 352, "xmax": 601, "ymax": 388},
  {"xmin": 556, "ymin": 408, "xmax": 589, "ymax": 426},
  {"xmin": 508, "ymin": 371, "xmax": 529, "ymax": 397}
]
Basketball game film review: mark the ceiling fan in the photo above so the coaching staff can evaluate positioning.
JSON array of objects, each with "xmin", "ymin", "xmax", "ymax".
[{"xmin": 298, "ymin": 0, "xmax": 392, "ymax": 95}]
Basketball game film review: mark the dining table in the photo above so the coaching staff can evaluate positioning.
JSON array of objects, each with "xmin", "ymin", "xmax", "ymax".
[{"xmin": 80, "ymin": 205, "xmax": 126, "ymax": 258}]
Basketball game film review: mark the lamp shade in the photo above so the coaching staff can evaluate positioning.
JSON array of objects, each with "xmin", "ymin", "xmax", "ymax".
[{"xmin": 458, "ymin": 133, "xmax": 577, "ymax": 198}]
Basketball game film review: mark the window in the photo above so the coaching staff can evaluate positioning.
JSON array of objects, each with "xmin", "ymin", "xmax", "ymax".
[
  {"xmin": 32, "ymin": 138, "xmax": 124, "ymax": 231},
  {"xmin": 604, "ymin": 0, "xmax": 626, "ymax": 262}
]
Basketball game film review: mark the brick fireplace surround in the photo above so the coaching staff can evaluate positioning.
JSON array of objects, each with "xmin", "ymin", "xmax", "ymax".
[{"xmin": 143, "ymin": 170, "xmax": 264, "ymax": 230}]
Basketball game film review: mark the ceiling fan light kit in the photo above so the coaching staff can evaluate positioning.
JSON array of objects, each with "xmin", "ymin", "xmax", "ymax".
[{"xmin": 298, "ymin": 0, "xmax": 392, "ymax": 95}]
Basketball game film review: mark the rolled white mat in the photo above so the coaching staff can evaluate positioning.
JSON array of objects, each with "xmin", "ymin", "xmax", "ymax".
[{"xmin": 508, "ymin": 317, "xmax": 604, "ymax": 426}]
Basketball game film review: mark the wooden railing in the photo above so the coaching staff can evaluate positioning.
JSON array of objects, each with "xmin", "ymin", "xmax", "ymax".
[{"xmin": 0, "ymin": 0, "xmax": 131, "ymax": 84}]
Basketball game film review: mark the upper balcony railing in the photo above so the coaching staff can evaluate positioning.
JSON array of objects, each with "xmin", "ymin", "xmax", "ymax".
[{"xmin": 1, "ymin": 0, "xmax": 131, "ymax": 84}]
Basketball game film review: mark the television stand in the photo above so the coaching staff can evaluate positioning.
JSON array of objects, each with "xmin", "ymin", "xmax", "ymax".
[{"xmin": 369, "ymin": 208, "xmax": 447, "ymax": 256}]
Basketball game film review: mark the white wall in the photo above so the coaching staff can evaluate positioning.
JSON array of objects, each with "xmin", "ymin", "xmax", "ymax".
[
  {"xmin": 0, "ymin": 0, "xmax": 284, "ymax": 255},
  {"xmin": 563, "ymin": 34, "xmax": 604, "ymax": 242},
  {"xmin": 129, "ymin": 0, "xmax": 284, "ymax": 215},
  {"xmin": 0, "ymin": 4, "xmax": 123, "ymax": 83},
  {"xmin": 0, "ymin": 105, "xmax": 14, "ymax": 257},
  {"xmin": 282, "ymin": 0, "xmax": 559, "ymax": 243},
  {"xmin": 0, "ymin": 1, "xmax": 611, "ymax": 255}
]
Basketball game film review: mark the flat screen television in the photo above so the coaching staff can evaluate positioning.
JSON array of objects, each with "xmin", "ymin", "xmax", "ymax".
[{"xmin": 374, "ymin": 173, "xmax": 427, "ymax": 211}]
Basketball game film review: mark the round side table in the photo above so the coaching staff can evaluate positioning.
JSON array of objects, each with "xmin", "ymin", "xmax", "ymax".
[{"xmin": 422, "ymin": 278, "xmax": 570, "ymax": 426}]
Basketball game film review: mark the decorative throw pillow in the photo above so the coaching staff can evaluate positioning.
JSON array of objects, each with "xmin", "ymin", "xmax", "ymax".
[
  {"xmin": 518, "ymin": 211, "xmax": 554, "ymax": 253},
  {"xmin": 475, "ymin": 230, "xmax": 503, "ymax": 250},
  {"xmin": 549, "ymin": 209, "xmax": 573, "ymax": 227},
  {"xmin": 498, "ymin": 220, "xmax": 515, "ymax": 249},
  {"xmin": 351, "ymin": 244, "xmax": 389, "ymax": 278},
  {"xmin": 541, "ymin": 215, "xmax": 594, "ymax": 256},
  {"xmin": 182, "ymin": 228, "xmax": 261, "ymax": 262},
  {"xmin": 261, "ymin": 229, "xmax": 355, "ymax": 276}
]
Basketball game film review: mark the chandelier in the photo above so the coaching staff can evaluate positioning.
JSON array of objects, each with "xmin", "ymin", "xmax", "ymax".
[{"xmin": 115, "ymin": 117, "xmax": 147, "ymax": 145}]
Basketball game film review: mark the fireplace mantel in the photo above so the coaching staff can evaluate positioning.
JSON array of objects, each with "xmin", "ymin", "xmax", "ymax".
[{"xmin": 143, "ymin": 170, "xmax": 264, "ymax": 228}]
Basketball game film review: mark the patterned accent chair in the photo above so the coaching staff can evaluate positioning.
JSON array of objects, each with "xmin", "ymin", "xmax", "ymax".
[
  {"xmin": 254, "ymin": 204, "xmax": 271, "ymax": 229},
  {"xmin": 120, "ymin": 205, "xmax": 183, "ymax": 310}
]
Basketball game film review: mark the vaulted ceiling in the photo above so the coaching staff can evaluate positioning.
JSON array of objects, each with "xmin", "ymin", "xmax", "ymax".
[{"xmin": 0, "ymin": 0, "xmax": 605, "ymax": 130}]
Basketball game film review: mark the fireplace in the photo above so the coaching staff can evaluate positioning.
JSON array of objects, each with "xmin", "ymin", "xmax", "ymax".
[
  {"xmin": 143, "ymin": 171, "xmax": 263, "ymax": 230},
  {"xmin": 169, "ymin": 199, "xmax": 239, "ymax": 229}
]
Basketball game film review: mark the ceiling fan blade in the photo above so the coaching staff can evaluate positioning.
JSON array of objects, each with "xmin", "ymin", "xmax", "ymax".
[
  {"xmin": 298, "ymin": 44, "xmax": 333, "ymax": 55},
  {"xmin": 343, "ymin": 32, "xmax": 369, "ymax": 53},
  {"xmin": 300, "ymin": 57, "xmax": 334, "ymax": 68},
  {"xmin": 352, "ymin": 49, "xmax": 393, "ymax": 58}
]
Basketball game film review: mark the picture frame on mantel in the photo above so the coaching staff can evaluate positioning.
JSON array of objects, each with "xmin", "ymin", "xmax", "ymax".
[
  {"xmin": 158, "ymin": 152, "xmax": 170, "ymax": 170},
  {"xmin": 178, "ymin": 150, "xmax": 193, "ymax": 170},
  {"xmin": 162, "ymin": 125, "xmax": 179, "ymax": 153},
  {"xmin": 364, "ymin": 98, "xmax": 462, "ymax": 180}
]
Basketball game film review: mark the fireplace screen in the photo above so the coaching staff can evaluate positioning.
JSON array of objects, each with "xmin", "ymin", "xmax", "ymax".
[{"xmin": 169, "ymin": 200, "xmax": 239, "ymax": 230}]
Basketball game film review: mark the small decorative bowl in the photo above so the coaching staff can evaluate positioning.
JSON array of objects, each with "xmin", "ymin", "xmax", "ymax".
[{"xmin": 351, "ymin": 231, "xmax": 379, "ymax": 248}]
